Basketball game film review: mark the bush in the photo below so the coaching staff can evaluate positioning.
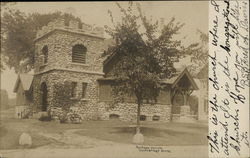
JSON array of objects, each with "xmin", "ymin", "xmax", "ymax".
[
  {"xmin": 52, "ymin": 81, "xmax": 77, "ymax": 123},
  {"xmin": 39, "ymin": 115, "xmax": 52, "ymax": 121},
  {"xmin": 67, "ymin": 110, "xmax": 82, "ymax": 123}
]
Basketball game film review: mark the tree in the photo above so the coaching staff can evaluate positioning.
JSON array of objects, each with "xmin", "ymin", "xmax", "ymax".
[
  {"xmin": 0, "ymin": 2, "xmax": 16, "ymax": 11},
  {"xmin": 187, "ymin": 30, "xmax": 208, "ymax": 75},
  {"xmin": 1, "ymin": 8, "xmax": 82, "ymax": 73},
  {"xmin": 103, "ymin": 2, "xmax": 188, "ymax": 138}
]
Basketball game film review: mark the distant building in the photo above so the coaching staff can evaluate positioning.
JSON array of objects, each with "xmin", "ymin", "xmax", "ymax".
[
  {"xmin": 13, "ymin": 74, "xmax": 33, "ymax": 118},
  {"xmin": 8, "ymin": 98, "xmax": 16, "ymax": 108},
  {"xmin": 13, "ymin": 18, "xmax": 208, "ymax": 122},
  {"xmin": 0, "ymin": 89, "xmax": 9, "ymax": 110},
  {"xmin": 192, "ymin": 64, "xmax": 208, "ymax": 121}
]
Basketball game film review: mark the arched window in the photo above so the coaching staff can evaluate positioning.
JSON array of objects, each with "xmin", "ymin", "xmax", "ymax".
[
  {"xmin": 109, "ymin": 114, "xmax": 120, "ymax": 120},
  {"xmin": 42, "ymin": 46, "xmax": 48, "ymax": 64},
  {"xmin": 72, "ymin": 44, "xmax": 87, "ymax": 64}
]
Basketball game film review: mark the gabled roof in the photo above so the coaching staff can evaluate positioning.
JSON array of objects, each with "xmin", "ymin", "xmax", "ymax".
[
  {"xmin": 98, "ymin": 68, "xmax": 199, "ymax": 90},
  {"xmin": 13, "ymin": 74, "xmax": 33, "ymax": 93},
  {"xmin": 161, "ymin": 75, "xmax": 179, "ymax": 84},
  {"xmin": 161, "ymin": 68, "xmax": 199, "ymax": 90}
]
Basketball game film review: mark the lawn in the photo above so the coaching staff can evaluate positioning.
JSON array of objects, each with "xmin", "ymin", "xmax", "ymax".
[
  {"xmin": 75, "ymin": 120, "xmax": 208, "ymax": 146},
  {"xmin": 0, "ymin": 119, "xmax": 53, "ymax": 149},
  {"xmin": 0, "ymin": 117, "xmax": 208, "ymax": 149}
]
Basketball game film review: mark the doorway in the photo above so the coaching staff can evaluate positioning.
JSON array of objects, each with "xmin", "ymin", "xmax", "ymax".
[{"xmin": 41, "ymin": 82, "xmax": 48, "ymax": 111}]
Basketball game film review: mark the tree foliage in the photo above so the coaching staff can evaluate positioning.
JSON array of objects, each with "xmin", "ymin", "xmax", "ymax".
[
  {"xmin": 1, "ymin": 7, "xmax": 82, "ymax": 73},
  {"xmin": 103, "ymin": 2, "xmax": 190, "ymax": 131},
  {"xmin": 52, "ymin": 81, "xmax": 76, "ymax": 122},
  {"xmin": 187, "ymin": 30, "xmax": 208, "ymax": 75}
]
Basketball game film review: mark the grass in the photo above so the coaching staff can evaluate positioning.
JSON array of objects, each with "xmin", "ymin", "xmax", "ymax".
[
  {"xmin": 0, "ymin": 117, "xmax": 208, "ymax": 149},
  {"xmin": 74, "ymin": 121, "xmax": 208, "ymax": 146},
  {"xmin": 0, "ymin": 124, "xmax": 51, "ymax": 150}
]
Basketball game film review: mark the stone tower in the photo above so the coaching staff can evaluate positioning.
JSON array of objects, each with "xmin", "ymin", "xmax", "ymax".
[{"xmin": 32, "ymin": 19, "xmax": 105, "ymax": 120}]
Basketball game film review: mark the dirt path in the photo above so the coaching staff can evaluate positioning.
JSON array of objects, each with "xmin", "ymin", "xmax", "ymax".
[{"xmin": 37, "ymin": 129, "xmax": 119, "ymax": 149}]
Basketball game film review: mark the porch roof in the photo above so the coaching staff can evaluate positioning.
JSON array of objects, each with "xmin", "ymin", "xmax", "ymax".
[
  {"xmin": 167, "ymin": 68, "xmax": 199, "ymax": 90},
  {"xmin": 13, "ymin": 74, "xmax": 33, "ymax": 93}
]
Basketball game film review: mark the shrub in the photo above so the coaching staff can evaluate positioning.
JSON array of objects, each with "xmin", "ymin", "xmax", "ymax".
[
  {"xmin": 52, "ymin": 81, "xmax": 77, "ymax": 123},
  {"xmin": 39, "ymin": 115, "xmax": 52, "ymax": 121}
]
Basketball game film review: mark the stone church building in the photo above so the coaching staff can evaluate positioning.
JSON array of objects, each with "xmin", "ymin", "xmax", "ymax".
[{"xmin": 14, "ymin": 19, "xmax": 207, "ymax": 122}]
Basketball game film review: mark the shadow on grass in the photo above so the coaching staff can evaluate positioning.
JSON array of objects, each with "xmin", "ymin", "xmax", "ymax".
[
  {"xmin": 76, "ymin": 125, "xmax": 208, "ymax": 146},
  {"xmin": 110, "ymin": 127, "xmax": 189, "ymax": 137},
  {"xmin": 0, "ymin": 126, "xmax": 52, "ymax": 150}
]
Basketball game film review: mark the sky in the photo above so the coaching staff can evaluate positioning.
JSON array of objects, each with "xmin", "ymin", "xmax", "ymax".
[{"xmin": 0, "ymin": 1, "xmax": 208, "ymax": 98}]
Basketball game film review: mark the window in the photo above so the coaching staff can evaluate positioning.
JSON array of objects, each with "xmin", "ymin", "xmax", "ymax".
[
  {"xmin": 99, "ymin": 82, "xmax": 112, "ymax": 101},
  {"xmin": 109, "ymin": 114, "xmax": 120, "ymax": 120},
  {"xmin": 143, "ymin": 99, "xmax": 156, "ymax": 104},
  {"xmin": 152, "ymin": 115, "xmax": 160, "ymax": 121},
  {"xmin": 140, "ymin": 115, "xmax": 146, "ymax": 121},
  {"xmin": 42, "ymin": 46, "xmax": 48, "ymax": 64},
  {"xmin": 71, "ymin": 82, "xmax": 77, "ymax": 98},
  {"xmin": 72, "ymin": 44, "xmax": 87, "ymax": 64},
  {"xmin": 82, "ymin": 83, "xmax": 87, "ymax": 98}
]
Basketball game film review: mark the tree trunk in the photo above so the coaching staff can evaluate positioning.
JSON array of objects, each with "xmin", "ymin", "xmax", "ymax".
[{"xmin": 136, "ymin": 100, "xmax": 141, "ymax": 134}]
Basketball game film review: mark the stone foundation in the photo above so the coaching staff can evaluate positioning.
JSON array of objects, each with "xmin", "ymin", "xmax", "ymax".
[
  {"xmin": 98, "ymin": 102, "xmax": 171, "ymax": 122},
  {"xmin": 49, "ymin": 102, "xmax": 171, "ymax": 122},
  {"xmin": 180, "ymin": 105, "xmax": 190, "ymax": 115},
  {"xmin": 171, "ymin": 105, "xmax": 198, "ymax": 122}
]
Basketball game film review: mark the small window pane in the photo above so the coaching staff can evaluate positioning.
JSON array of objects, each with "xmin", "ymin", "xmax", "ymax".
[
  {"xmin": 71, "ymin": 82, "xmax": 77, "ymax": 98},
  {"xmin": 152, "ymin": 115, "xmax": 160, "ymax": 121},
  {"xmin": 42, "ymin": 46, "xmax": 48, "ymax": 64},
  {"xmin": 140, "ymin": 115, "xmax": 146, "ymax": 121},
  {"xmin": 82, "ymin": 83, "xmax": 87, "ymax": 98},
  {"xmin": 109, "ymin": 114, "xmax": 120, "ymax": 120}
]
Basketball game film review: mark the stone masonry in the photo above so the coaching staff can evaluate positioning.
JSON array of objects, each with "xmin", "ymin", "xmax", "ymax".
[{"xmin": 32, "ymin": 18, "xmax": 172, "ymax": 122}]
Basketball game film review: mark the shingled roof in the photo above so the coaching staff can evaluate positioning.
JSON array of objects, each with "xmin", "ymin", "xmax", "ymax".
[
  {"xmin": 13, "ymin": 74, "xmax": 33, "ymax": 93},
  {"xmin": 98, "ymin": 68, "xmax": 198, "ymax": 90},
  {"xmin": 161, "ymin": 68, "xmax": 199, "ymax": 90}
]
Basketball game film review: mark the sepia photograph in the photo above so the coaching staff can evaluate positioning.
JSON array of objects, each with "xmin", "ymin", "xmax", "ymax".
[{"xmin": 0, "ymin": 1, "xmax": 210, "ymax": 157}]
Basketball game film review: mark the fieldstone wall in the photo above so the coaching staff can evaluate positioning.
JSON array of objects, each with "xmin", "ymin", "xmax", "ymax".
[
  {"xmin": 32, "ymin": 73, "xmax": 54, "ymax": 113},
  {"xmin": 98, "ymin": 102, "xmax": 172, "ymax": 122},
  {"xmin": 33, "ymin": 18, "xmax": 105, "ymax": 120},
  {"xmin": 36, "ymin": 19, "xmax": 104, "ymax": 39},
  {"xmin": 33, "ymin": 70, "xmax": 102, "ymax": 119},
  {"xmin": 32, "ymin": 19, "xmax": 172, "ymax": 122},
  {"xmin": 33, "ymin": 69, "xmax": 172, "ymax": 122},
  {"xmin": 34, "ymin": 22, "xmax": 105, "ymax": 75}
]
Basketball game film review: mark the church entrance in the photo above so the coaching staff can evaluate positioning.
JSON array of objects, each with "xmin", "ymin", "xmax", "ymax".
[
  {"xmin": 170, "ymin": 71, "xmax": 199, "ymax": 122},
  {"xmin": 41, "ymin": 82, "xmax": 48, "ymax": 111}
]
